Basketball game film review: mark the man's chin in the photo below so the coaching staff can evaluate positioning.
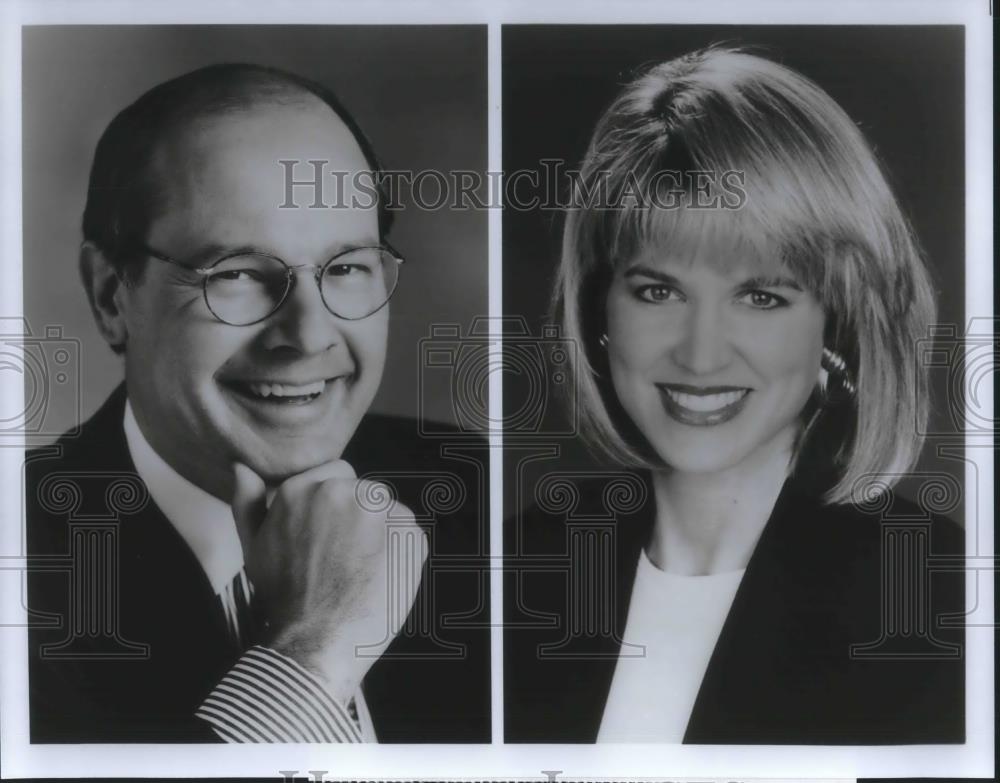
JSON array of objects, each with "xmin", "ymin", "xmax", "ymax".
[
  {"xmin": 214, "ymin": 382, "xmax": 379, "ymax": 483},
  {"xmin": 244, "ymin": 444, "xmax": 349, "ymax": 485}
]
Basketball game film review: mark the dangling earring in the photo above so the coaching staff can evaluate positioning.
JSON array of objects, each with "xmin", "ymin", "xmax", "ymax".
[
  {"xmin": 819, "ymin": 346, "xmax": 857, "ymax": 403},
  {"xmin": 598, "ymin": 333, "xmax": 609, "ymax": 348}
]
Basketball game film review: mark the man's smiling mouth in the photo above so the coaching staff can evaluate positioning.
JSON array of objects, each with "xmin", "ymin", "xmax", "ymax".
[
  {"xmin": 223, "ymin": 376, "xmax": 351, "ymax": 407},
  {"xmin": 245, "ymin": 380, "xmax": 326, "ymax": 401},
  {"xmin": 656, "ymin": 383, "xmax": 751, "ymax": 426}
]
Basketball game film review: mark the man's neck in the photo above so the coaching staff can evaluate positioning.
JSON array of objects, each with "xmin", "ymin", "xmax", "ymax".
[{"xmin": 128, "ymin": 397, "xmax": 234, "ymax": 503}]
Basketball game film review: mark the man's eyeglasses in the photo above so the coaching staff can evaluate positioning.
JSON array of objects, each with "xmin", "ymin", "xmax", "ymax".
[{"xmin": 135, "ymin": 242, "xmax": 404, "ymax": 326}]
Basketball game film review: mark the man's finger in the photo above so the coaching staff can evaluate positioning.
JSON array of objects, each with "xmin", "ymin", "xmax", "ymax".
[
  {"xmin": 231, "ymin": 462, "xmax": 268, "ymax": 554},
  {"xmin": 274, "ymin": 458, "xmax": 357, "ymax": 499}
]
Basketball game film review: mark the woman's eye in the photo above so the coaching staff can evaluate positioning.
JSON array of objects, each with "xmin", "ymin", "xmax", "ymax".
[
  {"xmin": 738, "ymin": 290, "xmax": 787, "ymax": 309},
  {"xmin": 634, "ymin": 284, "xmax": 680, "ymax": 303}
]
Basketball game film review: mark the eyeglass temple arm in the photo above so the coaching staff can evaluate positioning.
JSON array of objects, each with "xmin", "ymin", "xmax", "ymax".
[
  {"xmin": 135, "ymin": 242, "xmax": 215, "ymax": 276},
  {"xmin": 383, "ymin": 240, "xmax": 405, "ymax": 265}
]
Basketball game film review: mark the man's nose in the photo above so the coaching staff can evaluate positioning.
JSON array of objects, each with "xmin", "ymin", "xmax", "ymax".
[
  {"xmin": 669, "ymin": 300, "xmax": 733, "ymax": 375},
  {"xmin": 259, "ymin": 267, "xmax": 342, "ymax": 354}
]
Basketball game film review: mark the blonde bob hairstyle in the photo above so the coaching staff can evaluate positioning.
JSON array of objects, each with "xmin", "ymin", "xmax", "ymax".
[{"xmin": 554, "ymin": 46, "xmax": 937, "ymax": 505}]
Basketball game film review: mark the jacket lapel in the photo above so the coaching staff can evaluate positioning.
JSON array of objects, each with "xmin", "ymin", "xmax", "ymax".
[
  {"xmin": 35, "ymin": 385, "xmax": 239, "ymax": 723},
  {"xmin": 505, "ymin": 473, "xmax": 654, "ymax": 742},
  {"xmin": 682, "ymin": 478, "xmax": 814, "ymax": 742}
]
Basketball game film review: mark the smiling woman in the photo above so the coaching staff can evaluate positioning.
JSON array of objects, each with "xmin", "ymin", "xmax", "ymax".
[
  {"xmin": 558, "ymin": 47, "xmax": 936, "ymax": 500},
  {"xmin": 505, "ymin": 43, "xmax": 965, "ymax": 745},
  {"xmin": 604, "ymin": 249, "xmax": 826, "ymax": 483}
]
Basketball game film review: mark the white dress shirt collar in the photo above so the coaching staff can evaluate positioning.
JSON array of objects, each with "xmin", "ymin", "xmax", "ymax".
[
  {"xmin": 123, "ymin": 400, "xmax": 244, "ymax": 596},
  {"xmin": 123, "ymin": 400, "xmax": 378, "ymax": 741}
]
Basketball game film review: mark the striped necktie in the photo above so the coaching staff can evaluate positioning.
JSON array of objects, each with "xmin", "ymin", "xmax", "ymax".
[{"xmin": 221, "ymin": 568, "xmax": 256, "ymax": 649}]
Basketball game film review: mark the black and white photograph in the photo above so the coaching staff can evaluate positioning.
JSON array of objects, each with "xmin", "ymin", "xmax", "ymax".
[
  {"xmin": 0, "ymin": 2, "xmax": 992, "ymax": 782},
  {"xmin": 503, "ymin": 23, "xmax": 976, "ymax": 746},
  {"xmin": 15, "ymin": 24, "xmax": 490, "ymax": 747}
]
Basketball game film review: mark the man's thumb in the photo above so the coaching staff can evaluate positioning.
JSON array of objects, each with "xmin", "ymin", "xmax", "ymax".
[{"xmin": 231, "ymin": 462, "xmax": 267, "ymax": 554}]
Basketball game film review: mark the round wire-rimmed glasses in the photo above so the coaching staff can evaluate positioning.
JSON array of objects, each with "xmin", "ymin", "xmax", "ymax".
[{"xmin": 135, "ymin": 241, "xmax": 404, "ymax": 326}]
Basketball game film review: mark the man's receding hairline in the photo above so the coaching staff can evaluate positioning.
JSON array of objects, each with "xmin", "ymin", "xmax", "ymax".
[
  {"xmin": 83, "ymin": 62, "xmax": 392, "ymax": 273},
  {"xmin": 162, "ymin": 82, "xmax": 347, "ymax": 134},
  {"xmin": 143, "ymin": 90, "xmax": 365, "ymax": 198}
]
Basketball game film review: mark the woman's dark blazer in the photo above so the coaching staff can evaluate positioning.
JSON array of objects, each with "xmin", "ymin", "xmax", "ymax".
[{"xmin": 504, "ymin": 470, "xmax": 965, "ymax": 744}]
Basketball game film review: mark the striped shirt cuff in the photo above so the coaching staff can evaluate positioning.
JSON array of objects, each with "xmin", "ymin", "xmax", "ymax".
[{"xmin": 196, "ymin": 645, "xmax": 363, "ymax": 743}]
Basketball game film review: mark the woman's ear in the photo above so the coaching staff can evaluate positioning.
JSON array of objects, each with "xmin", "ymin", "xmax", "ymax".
[{"xmin": 79, "ymin": 241, "xmax": 128, "ymax": 353}]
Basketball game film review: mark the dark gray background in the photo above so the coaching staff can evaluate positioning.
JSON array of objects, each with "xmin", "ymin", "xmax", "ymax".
[{"xmin": 22, "ymin": 25, "xmax": 487, "ymax": 436}]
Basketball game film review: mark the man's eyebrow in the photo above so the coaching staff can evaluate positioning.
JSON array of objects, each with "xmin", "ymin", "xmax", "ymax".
[
  {"xmin": 329, "ymin": 238, "xmax": 382, "ymax": 255},
  {"xmin": 189, "ymin": 238, "xmax": 383, "ymax": 265},
  {"xmin": 187, "ymin": 243, "xmax": 258, "ymax": 265}
]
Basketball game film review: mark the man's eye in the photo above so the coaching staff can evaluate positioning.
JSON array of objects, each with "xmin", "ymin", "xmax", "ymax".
[
  {"xmin": 633, "ymin": 284, "xmax": 681, "ymax": 303},
  {"xmin": 738, "ymin": 290, "xmax": 788, "ymax": 309},
  {"xmin": 213, "ymin": 269, "xmax": 265, "ymax": 283},
  {"xmin": 326, "ymin": 263, "xmax": 371, "ymax": 277}
]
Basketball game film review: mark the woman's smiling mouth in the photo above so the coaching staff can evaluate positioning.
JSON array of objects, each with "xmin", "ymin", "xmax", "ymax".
[{"xmin": 656, "ymin": 383, "xmax": 752, "ymax": 426}]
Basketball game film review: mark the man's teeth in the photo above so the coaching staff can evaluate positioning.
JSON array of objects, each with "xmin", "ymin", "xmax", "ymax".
[
  {"xmin": 246, "ymin": 380, "xmax": 326, "ymax": 398},
  {"xmin": 665, "ymin": 389, "xmax": 748, "ymax": 412}
]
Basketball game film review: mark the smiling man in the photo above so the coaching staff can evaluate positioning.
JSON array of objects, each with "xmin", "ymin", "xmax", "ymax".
[{"xmin": 26, "ymin": 64, "xmax": 487, "ymax": 743}]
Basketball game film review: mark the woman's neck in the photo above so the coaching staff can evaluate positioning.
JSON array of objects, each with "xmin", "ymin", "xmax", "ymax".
[{"xmin": 647, "ymin": 439, "xmax": 793, "ymax": 576}]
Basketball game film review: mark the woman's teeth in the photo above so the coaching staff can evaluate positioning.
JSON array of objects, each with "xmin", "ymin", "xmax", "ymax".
[{"xmin": 664, "ymin": 388, "xmax": 748, "ymax": 412}]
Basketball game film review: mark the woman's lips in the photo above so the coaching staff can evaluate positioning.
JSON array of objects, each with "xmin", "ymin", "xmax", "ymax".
[{"xmin": 656, "ymin": 383, "xmax": 751, "ymax": 426}]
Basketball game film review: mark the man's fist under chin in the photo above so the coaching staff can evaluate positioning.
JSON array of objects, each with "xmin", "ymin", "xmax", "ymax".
[{"xmin": 231, "ymin": 459, "xmax": 425, "ymax": 704}]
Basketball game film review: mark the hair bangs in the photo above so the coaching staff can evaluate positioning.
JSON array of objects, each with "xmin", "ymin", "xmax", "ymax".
[{"xmin": 587, "ymin": 150, "xmax": 842, "ymax": 301}]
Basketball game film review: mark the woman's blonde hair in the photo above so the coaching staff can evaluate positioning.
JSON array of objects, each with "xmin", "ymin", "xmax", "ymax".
[{"xmin": 554, "ymin": 46, "xmax": 937, "ymax": 504}]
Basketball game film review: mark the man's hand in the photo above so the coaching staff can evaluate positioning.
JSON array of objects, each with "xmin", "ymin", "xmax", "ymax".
[{"xmin": 230, "ymin": 460, "xmax": 425, "ymax": 703}]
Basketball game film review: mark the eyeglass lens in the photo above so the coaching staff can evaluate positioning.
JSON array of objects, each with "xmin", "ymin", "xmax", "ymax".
[{"xmin": 203, "ymin": 248, "xmax": 399, "ymax": 325}]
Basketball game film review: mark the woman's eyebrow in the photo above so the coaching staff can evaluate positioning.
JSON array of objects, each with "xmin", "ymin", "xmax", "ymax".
[
  {"xmin": 740, "ymin": 275, "xmax": 804, "ymax": 291},
  {"xmin": 623, "ymin": 264, "xmax": 680, "ymax": 284},
  {"xmin": 622, "ymin": 265, "xmax": 803, "ymax": 291}
]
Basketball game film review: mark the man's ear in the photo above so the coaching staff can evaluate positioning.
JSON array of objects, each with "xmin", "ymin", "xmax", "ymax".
[{"xmin": 79, "ymin": 241, "xmax": 129, "ymax": 353}]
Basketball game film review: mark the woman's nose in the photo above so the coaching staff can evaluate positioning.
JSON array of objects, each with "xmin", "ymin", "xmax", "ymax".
[{"xmin": 670, "ymin": 301, "xmax": 733, "ymax": 375}]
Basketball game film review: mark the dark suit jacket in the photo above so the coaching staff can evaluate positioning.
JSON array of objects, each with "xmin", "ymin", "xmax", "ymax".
[
  {"xmin": 504, "ymin": 471, "xmax": 965, "ymax": 744},
  {"xmin": 26, "ymin": 384, "xmax": 489, "ymax": 743}
]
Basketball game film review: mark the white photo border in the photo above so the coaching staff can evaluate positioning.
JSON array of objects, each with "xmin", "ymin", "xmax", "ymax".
[{"xmin": 0, "ymin": 0, "xmax": 992, "ymax": 780}]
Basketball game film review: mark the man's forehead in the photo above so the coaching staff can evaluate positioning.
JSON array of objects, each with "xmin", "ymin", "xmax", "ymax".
[
  {"xmin": 144, "ymin": 100, "xmax": 371, "ymax": 214},
  {"xmin": 155, "ymin": 98, "xmax": 368, "ymax": 173},
  {"xmin": 141, "ymin": 99, "xmax": 378, "ymax": 254}
]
